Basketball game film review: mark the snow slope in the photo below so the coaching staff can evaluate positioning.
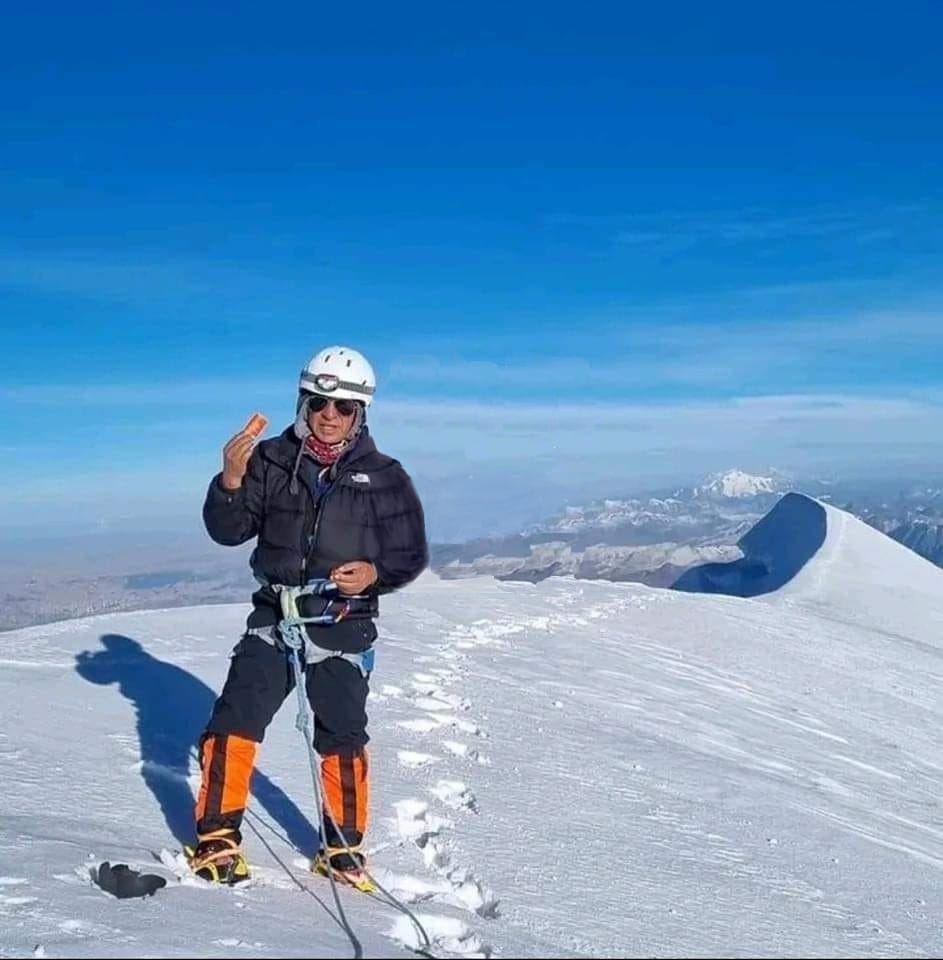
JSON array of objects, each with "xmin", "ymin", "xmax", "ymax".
[
  {"xmin": 676, "ymin": 492, "xmax": 943, "ymax": 636},
  {"xmin": 3, "ymin": 501, "xmax": 943, "ymax": 958},
  {"xmin": 776, "ymin": 498, "xmax": 943, "ymax": 633}
]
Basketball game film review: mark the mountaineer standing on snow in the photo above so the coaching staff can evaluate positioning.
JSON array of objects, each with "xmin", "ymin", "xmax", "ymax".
[{"xmin": 190, "ymin": 346, "xmax": 428, "ymax": 885}]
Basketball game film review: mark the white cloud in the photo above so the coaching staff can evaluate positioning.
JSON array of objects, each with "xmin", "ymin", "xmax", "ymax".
[
  {"xmin": 384, "ymin": 306, "xmax": 943, "ymax": 395},
  {"xmin": 0, "ymin": 253, "xmax": 217, "ymax": 300},
  {"xmin": 5, "ymin": 301, "xmax": 937, "ymax": 410},
  {"xmin": 375, "ymin": 392, "xmax": 943, "ymax": 462},
  {"xmin": 372, "ymin": 392, "xmax": 943, "ymax": 535},
  {"xmin": 3, "ymin": 390, "xmax": 941, "ymax": 541},
  {"xmin": 548, "ymin": 201, "xmax": 933, "ymax": 251},
  {"xmin": 0, "ymin": 379, "xmax": 284, "ymax": 406}
]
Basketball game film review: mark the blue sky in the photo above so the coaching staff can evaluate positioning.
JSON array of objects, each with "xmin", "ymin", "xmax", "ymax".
[{"xmin": 2, "ymin": 2, "xmax": 942, "ymax": 540}]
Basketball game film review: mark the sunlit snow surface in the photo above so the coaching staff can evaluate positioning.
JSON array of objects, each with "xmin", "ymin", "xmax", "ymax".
[{"xmin": 2, "ymin": 500, "xmax": 942, "ymax": 958}]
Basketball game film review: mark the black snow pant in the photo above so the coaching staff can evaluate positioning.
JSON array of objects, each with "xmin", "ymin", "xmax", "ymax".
[{"xmin": 194, "ymin": 634, "xmax": 370, "ymax": 850}]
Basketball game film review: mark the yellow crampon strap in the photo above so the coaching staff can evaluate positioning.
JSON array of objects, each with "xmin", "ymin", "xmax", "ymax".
[
  {"xmin": 323, "ymin": 844, "xmax": 363, "ymax": 858},
  {"xmin": 186, "ymin": 834, "xmax": 250, "ymax": 885},
  {"xmin": 312, "ymin": 846, "xmax": 375, "ymax": 892}
]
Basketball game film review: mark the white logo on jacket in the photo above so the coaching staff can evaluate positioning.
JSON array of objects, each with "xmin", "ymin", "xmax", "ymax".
[{"xmin": 350, "ymin": 473, "xmax": 371, "ymax": 484}]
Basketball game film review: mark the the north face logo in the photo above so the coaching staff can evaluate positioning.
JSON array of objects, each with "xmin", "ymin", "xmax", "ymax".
[{"xmin": 350, "ymin": 473, "xmax": 371, "ymax": 484}]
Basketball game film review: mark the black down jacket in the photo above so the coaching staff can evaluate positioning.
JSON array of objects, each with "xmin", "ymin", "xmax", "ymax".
[{"xmin": 203, "ymin": 426, "xmax": 428, "ymax": 653}]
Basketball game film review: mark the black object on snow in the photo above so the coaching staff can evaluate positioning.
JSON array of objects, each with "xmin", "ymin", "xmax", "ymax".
[{"xmin": 94, "ymin": 862, "xmax": 167, "ymax": 899}]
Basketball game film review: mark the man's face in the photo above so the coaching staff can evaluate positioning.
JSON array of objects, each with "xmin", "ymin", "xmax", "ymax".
[{"xmin": 307, "ymin": 396, "xmax": 357, "ymax": 444}]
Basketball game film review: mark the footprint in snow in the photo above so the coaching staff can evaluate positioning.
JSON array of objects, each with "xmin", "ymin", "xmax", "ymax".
[
  {"xmin": 431, "ymin": 779, "xmax": 478, "ymax": 813},
  {"xmin": 388, "ymin": 913, "xmax": 492, "ymax": 959},
  {"xmin": 397, "ymin": 750, "xmax": 440, "ymax": 769},
  {"xmin": 441, "ymin": 740, "xmax": 491, "ymax": 765}
]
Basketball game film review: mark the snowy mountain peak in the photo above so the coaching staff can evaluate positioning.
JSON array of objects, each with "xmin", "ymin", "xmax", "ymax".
[
  {"xmin": 676, "ymin": 493, "xmax": 943, "ymax": 633},
  {"xmin": 696, "ymin": 469, "xmax": 782, "ymax": 500}
]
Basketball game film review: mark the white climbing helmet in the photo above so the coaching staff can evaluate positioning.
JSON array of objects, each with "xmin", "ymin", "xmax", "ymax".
[{"xmin": 298, "ymin": 346, "xmax": 376, "ymax": 407}]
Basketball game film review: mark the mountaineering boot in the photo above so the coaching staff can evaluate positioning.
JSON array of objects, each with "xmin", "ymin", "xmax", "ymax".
[
  {"xmin": 312, "ymin": 845, "xmax": 375, "ymax": 893},
  {"xmin": 186, "ymin": 830, "xmax": 250, "ymax": 885}
]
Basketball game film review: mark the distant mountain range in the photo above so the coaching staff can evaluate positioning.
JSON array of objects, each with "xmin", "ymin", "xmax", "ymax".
[
  {"xmin": 890, "ymin": 520, "xmax": 943, "ymax": 565},
  {"xmin": 430, "ymin": 469, "xmax": 943, "ymax": 584},
  {"xmin": 7, "ymin": 469, "xmax": 941, "ymax": 633},
  {"xmin": 851, "ymin": 486, "xmax": 943, "ymax": 567}
]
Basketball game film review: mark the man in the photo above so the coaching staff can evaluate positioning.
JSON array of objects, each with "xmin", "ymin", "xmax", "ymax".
[{"xmin": 191, "ymin": 345, "xmax": 428, "ymax": 885}]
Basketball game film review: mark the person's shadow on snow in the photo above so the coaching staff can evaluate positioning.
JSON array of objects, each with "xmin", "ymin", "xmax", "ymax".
[{"xmin": 75, "ymin": 633, "xmax": 319, "ymax": 853}]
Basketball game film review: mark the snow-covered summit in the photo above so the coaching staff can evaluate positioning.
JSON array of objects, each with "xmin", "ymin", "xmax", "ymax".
[
  {"xmin": 693, "ymin": 468, "xmax": 784, "ymax": 500},
  {"xmin": 4, "ymin": 498, "xmax": 943, "ymax": 957},
  {"xmin": 676, "ymin": 492, "xmax": 943, "ymax": 635},
  {"xmin": 530, "ymin": 468, "xmax": 786, "ymax": 537}
]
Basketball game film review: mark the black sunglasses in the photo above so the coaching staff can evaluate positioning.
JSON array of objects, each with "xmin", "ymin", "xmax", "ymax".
[{"xmin": 306, "ymin": 394, "xmax": 360, "ymax": 416}]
